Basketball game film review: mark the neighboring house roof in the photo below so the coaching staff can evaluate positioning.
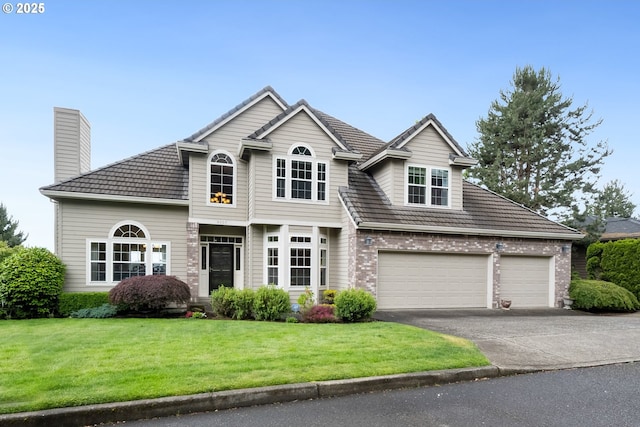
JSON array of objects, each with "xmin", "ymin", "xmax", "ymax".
[
  {"xmin": 339, "ymin": 166, "xmax": 581, "ymax": 240},
  {"xmin": 40, "ymin": 144, "xmax": 188, "ymax": 203},
  {"xmin": 601, "ymin": 217, "xmax": 640, "ymax": 240}
]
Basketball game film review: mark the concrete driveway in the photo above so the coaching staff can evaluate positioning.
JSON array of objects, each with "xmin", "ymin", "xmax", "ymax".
[{"xmin": 374, "ymin": 309, "xmax": 640, "ymax": 370}]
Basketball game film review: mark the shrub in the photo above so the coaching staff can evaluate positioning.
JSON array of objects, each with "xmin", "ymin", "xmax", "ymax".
[
  {"xmin": 586, "ymin": 239, "xmax": 640, "ymax": 298},
  {"xmin": 232, "ymin": 288, "xmax": 255, "ymax": 320},
  {"xmin": 109, "ymin": 275, "xmax": 191, "ymax": 312},
  {"xmin": 58, "ymin": 292, "xmax": 110, "ymax": 317},
  {"xmin": 302, "ymin": 304, "xmax": 337, "ymax": 323},
  {"xmin": 253, "ymin": 285, "xmax": 290, "ymax": 321},
  {"xmin": 0, "ymin": 247, "xmax": 65, "ymax": 318},
  {"xmin": 210, "ymin": 286, "xmax": 236, "ymax": 318},
  {"xmin": 70, "ymin": 303, "xmax": 118, "ymax": 318},
  {"xmin": 334, "ymin": 288, "xmax": 377, "ymax": 322},
  {"xmin": 297, "ymin": 287, "xmax": 315, "ymax": 313},
  {"xmin": 570, "ymin": 279, "xmax": 640, "ymax": 312},
  {"xmin": 0, "ymin": 241, "xmax": 21, "ymax": 266},
  {"xmin": 321, "ymin": 289, "xmax": 337, "ymax": 305}
]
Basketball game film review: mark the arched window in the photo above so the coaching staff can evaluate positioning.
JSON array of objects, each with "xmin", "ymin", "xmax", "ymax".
[
  {"xmin": 88, "ymin": 221, "xmax": 170, "ymax": 283},
  {"xmin": 209, "ymin": 152, "xmax": 235, "ymax": 205},
  {"xmin": 291, "ymin": 146, "xmax": 312, "ymax": 156},
  {"xmin": 113, "ymin": 224, "xmax": 146, "ymax": 238}
]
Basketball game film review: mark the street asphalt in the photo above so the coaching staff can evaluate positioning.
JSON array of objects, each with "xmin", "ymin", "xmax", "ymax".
[{"xmin": 4, "ymin": 308, "xmax": 640, "ymax": 427}]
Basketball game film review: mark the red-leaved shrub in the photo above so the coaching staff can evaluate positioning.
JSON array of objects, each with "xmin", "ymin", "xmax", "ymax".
[
  {"xmin": 302, "ymin": 304, "xmax": 337, "ymax": 323},
  {"xmin": 109, "ymin": 275, "xmax": 191, "ymax": 312}
]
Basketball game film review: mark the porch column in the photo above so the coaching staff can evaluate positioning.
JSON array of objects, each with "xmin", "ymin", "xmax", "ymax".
[{"xmin": 186, "ymin": 221, "xmax": 199, "ymax": 299}]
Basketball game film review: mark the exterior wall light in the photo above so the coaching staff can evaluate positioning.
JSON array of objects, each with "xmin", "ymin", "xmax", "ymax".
[
  {"xmin": 561, "ymin": 244, "xmax": 571, "ymax": 254},
  {"xmin": 364, "ymin": 236, "xmax": 373, "ymax": 246},
  {"xmin": 495, "ymin": 242, "xmax": 504, "ymax": 252}
]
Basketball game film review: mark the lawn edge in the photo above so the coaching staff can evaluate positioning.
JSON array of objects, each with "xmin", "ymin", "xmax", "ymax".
[{"xmin": 0, "ymin": 366, "xmax": 511, "ymax": 427}]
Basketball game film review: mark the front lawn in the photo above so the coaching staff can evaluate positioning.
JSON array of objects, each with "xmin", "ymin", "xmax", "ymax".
[{"xmin": 0, "ymin": 319, "xmax": 489, "ymax": 414}]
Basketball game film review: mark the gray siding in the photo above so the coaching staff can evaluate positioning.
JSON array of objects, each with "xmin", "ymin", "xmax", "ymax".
[
  {"xmin": 402, "ymin": 126, "xmax": 463, "ymax": 210},
  {"xmin": 57, "ymin": 199, "xmax": 188, "ymax": 292},
  {"xmin": 54, "ymin": 107, "xmax": 91, "ymax": 183},
  {"xmin": 190, "ymin": 97, "xmax": 284, "ymax": 222},
  {"xmin": 251, "ymin": 111, "xmax": 349, "ymax": 224}
]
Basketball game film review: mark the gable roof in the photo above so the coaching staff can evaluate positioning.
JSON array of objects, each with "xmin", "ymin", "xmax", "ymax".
[
  {"xmin": 358, "ymin": 113, "xmax": 477, "ymax": 171},
  {"xmin": 339, "ymin": 166, "xmax": 582, "ymax": 240},
  {"xmin": 182, "ymin": 86, "xmax": 289, "ymax": 144},
  {"xmin": 40, "ymin": 144, "xmax": 188, "ymax": 204}
]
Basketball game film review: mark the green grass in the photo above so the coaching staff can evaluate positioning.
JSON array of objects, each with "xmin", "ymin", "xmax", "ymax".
[{"xmin": 0, "ymin": 319, "xmax": 489, "ymax": 414}]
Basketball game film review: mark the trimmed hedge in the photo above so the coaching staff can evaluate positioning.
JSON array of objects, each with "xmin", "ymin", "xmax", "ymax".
[
  {"xmin": 210, "ymin": 286, "xmax": 256, "ymax": 320},
  {"xmin": 586, "ymin": 239, "xmax": 640, "ymax": 298},
  {"xmin": 569, "ymin": 279, "xmax": 640, "ymax": 312},
  {"xmin": 0, "ymin": 247, "xmax": 65, "ymax": 318},
  {"xmin": 334, "ymin": 288, "xmax": 377, "ymax": 322},
  {"xmin": 109, "ymin": 275, "xmax": 191, "ymax": 312},
  {"xmin": 253, "ymin": 285, "xmax": 290, "ymax": 321},
  {"xmin": 58, "ymin": 292, "xmax": 110, "ymax": 317}
]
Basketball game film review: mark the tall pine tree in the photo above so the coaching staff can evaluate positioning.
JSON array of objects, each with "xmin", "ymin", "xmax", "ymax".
[
  {"xmin": 0, "ymin": 203, "xmax": 27, "ymax": 247},
  {"xmin": 467, "ymin": 66, "xmax": 610, "ymax": 216}
]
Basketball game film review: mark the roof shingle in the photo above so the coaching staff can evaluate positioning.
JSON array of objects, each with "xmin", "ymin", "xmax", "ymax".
[{"xmin": 41, "ymin": 144, "xmax": 188, "ymax": 200}]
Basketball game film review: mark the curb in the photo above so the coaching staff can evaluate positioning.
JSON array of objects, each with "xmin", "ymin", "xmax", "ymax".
[{"xmin": 0, "ymin": 365, "xmax": 527, "ymax": 427}]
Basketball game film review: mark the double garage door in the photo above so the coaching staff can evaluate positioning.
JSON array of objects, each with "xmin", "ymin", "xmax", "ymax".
[{"xmin": 377, "ymin": 252, "xmax": 552, "ymax": 309}]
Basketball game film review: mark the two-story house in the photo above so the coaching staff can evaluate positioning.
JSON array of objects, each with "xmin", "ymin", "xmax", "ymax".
[{"xmin": 40, "ymin": 87, "xmax": 582, "ymax": 309}]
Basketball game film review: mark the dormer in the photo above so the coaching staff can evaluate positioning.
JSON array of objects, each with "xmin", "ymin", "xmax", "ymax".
[{"xmin": 358, "ymin": 114, "xmax": 477, "ymax": 210}]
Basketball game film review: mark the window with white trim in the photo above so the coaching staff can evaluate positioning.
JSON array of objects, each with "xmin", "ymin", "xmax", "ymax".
[
  {"xmin": 265, "ymin": 233, "xmax": 328, "ymax": 288},
  {"xmin": 87, "ymin": 222, "xmax": 170, "ymax": 284},
  {"xmin": 209, "ymin": 152, "xmax": 235, "ymax": 205},
  {"xmin": 406, "ymin": 165, "xmax": 450, "ymax": 207},
  {"xmin": 266, "ymin": 235, "xmax": 279, "ymax": 285},
  {"xmin": 274, "ymin": 145, "xmax": 328, "ymax": 202}
]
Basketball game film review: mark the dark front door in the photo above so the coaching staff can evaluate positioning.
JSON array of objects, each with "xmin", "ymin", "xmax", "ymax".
[{"xmin": 209, "ymin": 244, "xmax": 234, "ymax": 293}]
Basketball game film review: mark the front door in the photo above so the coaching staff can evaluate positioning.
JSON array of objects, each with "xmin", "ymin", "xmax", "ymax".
[{"xmin": 209, "ymin": 244, "xmax": 234, "ymax": 293}]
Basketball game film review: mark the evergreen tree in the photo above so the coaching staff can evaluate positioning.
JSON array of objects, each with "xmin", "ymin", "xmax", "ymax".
[
  {"xmin": 467, "ymin": 65, "xmax": 611, "ymax": 216},
  {"xmin": 591, "ymin": 179, "xmax": 636, "ymax": 218},
  {"xmin": 0, "ymin": 203, "xmax": 27, "ymax": 247}
]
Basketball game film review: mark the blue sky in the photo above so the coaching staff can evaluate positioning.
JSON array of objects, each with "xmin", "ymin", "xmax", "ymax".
[{"xmin": 1, "ymin": 0, "xmax": 638, "ymax": 249}]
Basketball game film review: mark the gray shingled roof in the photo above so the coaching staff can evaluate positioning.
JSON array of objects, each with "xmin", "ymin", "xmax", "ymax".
[
  {"xmin": 340, "ymin": 166, "xmax": 580, "ymax": 238},
  {"xmin": 245, "ymin": 100, "xmax": 386, "ymax": 159},
  {"xmin": 601, "ymin": 217, "xmax": 640, "ymax": 240},
  {"xmin": 41, "ymin": 144, "xmax": 188, "ymax": 200}
]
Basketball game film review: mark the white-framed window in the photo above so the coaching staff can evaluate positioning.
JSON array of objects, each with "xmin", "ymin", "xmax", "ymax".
[
  {"xmin": 264, "ymin": 232, "xmax": 328, "ymax": 288},
  {"xmin": 266, "ymin": 235, "xmax": 279, "ymax": 285},
  {"xmin": 273, "ymin": 144, "xmax": 328, "ymax": 203},
  {"xmin": 406, "ymin": 165, "xmax": 451, "ymax": 208},
  {"xmin": 208, "ymin": 150, "xmax": 236, "ymax": 207},
  {"xmin": 86, "ymin": 221, "xmax": 171, "ymax": 284}
]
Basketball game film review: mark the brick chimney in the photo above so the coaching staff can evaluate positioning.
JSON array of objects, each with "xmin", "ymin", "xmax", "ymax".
[{"xmin": 53, "ymin": 107, "xmax": 91, "ymax": 183}]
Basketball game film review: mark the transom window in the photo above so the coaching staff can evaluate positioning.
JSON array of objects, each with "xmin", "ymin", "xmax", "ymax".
[
  {"xmin": 406, "ymin": 165, "xmax": 450, "ymax": 207},
  {"xmin": 274, "ymin": 145, "xmax": 328, "ymax": 203},
  {"xmin": 88, "ymin": 222, "xmax": 170, "ymax": 284},
  {"xmin": 209, "ymin": 152, "xmax": 235, "ymax": 205}
]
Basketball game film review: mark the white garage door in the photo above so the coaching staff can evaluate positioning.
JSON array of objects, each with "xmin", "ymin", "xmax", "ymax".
[
  {"xmin": 500, "ymin": 256, "xmax": 552, "ymax": 307},
  {"xmin": 377, "ymin": 252, "xmax": 490, "ymax": 309}
]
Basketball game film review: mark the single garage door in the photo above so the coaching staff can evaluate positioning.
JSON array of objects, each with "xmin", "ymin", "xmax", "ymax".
[
  {"xmin": 377, "ymin": 252, "xmax": 490, "ymax": 309},
  {"xmin": 500, "ymin": 256, "xmax": 552, "ymax": 307}
]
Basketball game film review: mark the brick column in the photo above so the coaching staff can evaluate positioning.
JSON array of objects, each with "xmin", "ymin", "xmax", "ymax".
[{"xmin": 186, "ymin": 222, "xmax": 199, "ymax": 300}]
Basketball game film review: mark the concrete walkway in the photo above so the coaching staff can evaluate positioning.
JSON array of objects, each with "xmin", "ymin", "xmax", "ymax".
[{"xmin": 5, "ymin": 309, "xmax": 640, "ymax": 426}]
